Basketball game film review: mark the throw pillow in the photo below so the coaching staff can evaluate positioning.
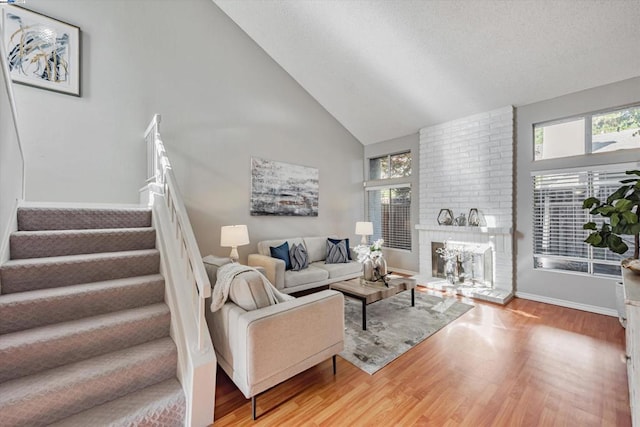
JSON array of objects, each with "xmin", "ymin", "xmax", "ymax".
[
  {"xmin": 328, "ymin": 237, "xmax": 352, "ymax": 260},
  {"xmin": 289, "ymin": 243, "xmax": 309, "ymax": 271},
  {"xmin": 326, "ymin": 239, "xmax": 349, "ymax": 264},
  {"xmin": 229, "ymin": 270, "xmax": 278, "ymax": 311},
  {"xmin": 270, "ymin": 241, "xmax": 292, "ymax": 270}
]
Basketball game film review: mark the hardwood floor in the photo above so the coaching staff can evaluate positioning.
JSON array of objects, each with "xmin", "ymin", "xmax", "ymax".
[{"xmin": 213, "ymin": 289, "xmax": 630, "ymax": 426}]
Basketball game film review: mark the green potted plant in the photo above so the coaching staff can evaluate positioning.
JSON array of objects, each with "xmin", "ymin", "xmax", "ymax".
[{"xmin": 582, "ymin": 170, "xmax": 640, "ymax": 271}]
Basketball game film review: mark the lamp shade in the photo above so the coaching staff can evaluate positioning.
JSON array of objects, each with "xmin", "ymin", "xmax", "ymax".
[
  {"xmin": 220, "ymin": 225, "xmax": 250, "ymax": 247},
  {"xmin": 355, "ymin": 221, "xmax": 373, "ymax": 236}
]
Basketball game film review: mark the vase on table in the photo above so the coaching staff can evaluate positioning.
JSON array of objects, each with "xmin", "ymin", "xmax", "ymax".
[
  {"xmin": 363, "ymin": 257, "xmax": 375, "ymax": 281},
  {"xmin": 374, "ymin": 255, "xmax": 387, "ymax": 278}
]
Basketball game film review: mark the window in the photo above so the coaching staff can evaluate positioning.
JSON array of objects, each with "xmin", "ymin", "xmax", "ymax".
[
  {"xmin": 366, "ymin": 151, "xmax": 412, "ymax": 251},
  {"xmin": 533, "ymin": 167, "xmax": 633, "ymax": 277},
  {"xmin": 535, "ymin": 105, "xmax": 640, "ymax": 161},
  {"xmin": 367, "ymin": 186, "xmax": 411, "ymax": 250},
  {"xmin": 369, "ymin": 152, "xmax": 411, "ymax": 180}
]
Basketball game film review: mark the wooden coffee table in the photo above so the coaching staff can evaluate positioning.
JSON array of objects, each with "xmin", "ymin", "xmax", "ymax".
[{"xmin": 330, "ymin": 275, "xmax": 417, "ymax": 330}]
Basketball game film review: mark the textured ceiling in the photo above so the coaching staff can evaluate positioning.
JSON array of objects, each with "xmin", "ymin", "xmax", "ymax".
[{"xmin": 213, "ymin": 0, "xmax": 640, "ymax": 145}]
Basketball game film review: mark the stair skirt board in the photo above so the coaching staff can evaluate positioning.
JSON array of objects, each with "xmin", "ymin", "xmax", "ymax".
[{"xmin": 0, "ymin": 206, "xmax": 185, "ymax": 426}]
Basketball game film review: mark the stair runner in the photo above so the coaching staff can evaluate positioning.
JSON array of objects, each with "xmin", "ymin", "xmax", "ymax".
[{"xmin": 0, "ymin": 206, "xmax": 185, "ymax": 426}]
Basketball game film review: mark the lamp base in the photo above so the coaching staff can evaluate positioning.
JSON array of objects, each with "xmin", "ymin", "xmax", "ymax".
[{"xmin": 229, "ymin": 247, "xmax": 239, "ymax": 263}]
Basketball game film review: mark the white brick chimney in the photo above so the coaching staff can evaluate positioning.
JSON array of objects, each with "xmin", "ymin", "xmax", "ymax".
[{"xmin": 415, "ymin": 106, "xmax": 514, "ymax": 303}]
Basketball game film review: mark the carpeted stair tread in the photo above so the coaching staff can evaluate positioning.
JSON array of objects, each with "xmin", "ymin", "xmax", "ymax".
[
  {"xmin": 10, "ymin": 227, "xmax": 157, "ymax": 259},
  {"xmin": 0, "ymin": 303, "xmax": 171, "ymax": 382},
  {"xmin": 49, "ymin": 378, "xmax": 185, "ymax": 427},
  {"xmin": 0, "ymin": 274, "xmax": 165, "ymax": 334},
  {"xmin": 17, "ymin": 207, "xmax": 152, "ymax": 231},
  {"xmin": 0, "ymin": 337, "xmax": 177, "ymax": 427},
  {"xmin": 0, "ymin": 249, "xmax": 160, "ymax": 294}
]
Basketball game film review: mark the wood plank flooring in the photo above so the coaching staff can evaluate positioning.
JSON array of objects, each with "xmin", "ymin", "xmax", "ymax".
[{"xmin": 213, "ymin": 289, "xmax": 631, "ymax": 426}]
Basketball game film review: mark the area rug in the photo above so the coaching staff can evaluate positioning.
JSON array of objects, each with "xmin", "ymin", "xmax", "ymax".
[{"xmin": 339, "ymin": 290, "xmax": 473, "ymax": 375}]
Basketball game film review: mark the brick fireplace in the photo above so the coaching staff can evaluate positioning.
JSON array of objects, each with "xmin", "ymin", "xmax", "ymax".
[{"xmin": 414, "ymin": 106, "xmax": 514, "ymax": 304}]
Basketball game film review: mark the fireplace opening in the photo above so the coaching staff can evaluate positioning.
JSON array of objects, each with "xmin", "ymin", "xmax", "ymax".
[{"xmin": 430, "ymin": 241, "xmax": 493, "ymax": 287}]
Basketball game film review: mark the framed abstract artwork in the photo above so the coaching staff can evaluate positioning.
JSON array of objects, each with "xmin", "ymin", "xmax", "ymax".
[
  {"xmin": 2, "ymin": 6, "xmax": 80, "ymax": 96},
  {"xmin": 250, "ymin": 157, "xmax": 319, "ymax": 216}
]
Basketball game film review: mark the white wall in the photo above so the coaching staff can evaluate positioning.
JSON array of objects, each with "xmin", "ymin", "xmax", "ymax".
[
  {"xmin": 516, "ymin": 76, "xmax": 640, "ymax": 314},
  {"xmin": 364, "ymin": 133, "xmax": 419, "ymax": 273},
  {"xmin": 0, "ymin": 22, "xmax": 24, "ymax": 264},
  {"xmin": 11, "ymin": 0, "xmax": 364, "ymax": 262}
]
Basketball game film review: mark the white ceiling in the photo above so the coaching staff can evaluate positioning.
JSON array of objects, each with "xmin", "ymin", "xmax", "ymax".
[{"xmin": 213, "ymin": 0, "xmax": 640, "ymax": 145}]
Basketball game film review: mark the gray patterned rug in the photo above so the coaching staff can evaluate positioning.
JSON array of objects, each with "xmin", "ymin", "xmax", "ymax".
[{"xmin": 339, "ymin": 290, "xmax": 473, "ymax": 375}]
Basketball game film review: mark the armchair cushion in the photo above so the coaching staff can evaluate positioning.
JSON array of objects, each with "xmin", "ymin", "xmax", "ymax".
[{"xmin": 229, "ymin": 270, "xmax": 280, "ymax": 311}]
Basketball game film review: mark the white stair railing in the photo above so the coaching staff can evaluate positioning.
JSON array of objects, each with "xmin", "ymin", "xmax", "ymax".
[
  {"xmin": 144, "ymin": 114, "xmax": 211, "ymax": 351},
  {"xmin": 143, "ymin": 115, "xmax": 215, "ymax": 426}
]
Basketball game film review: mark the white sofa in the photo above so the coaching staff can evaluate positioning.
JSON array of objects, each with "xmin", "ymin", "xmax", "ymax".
[
  {"xmin": 248, "ymin": 236, "xmax": 363, "ymax": 294},
  {"xmin": 202, "ymin": 256, "xmax": 344, "ymax": 419}
]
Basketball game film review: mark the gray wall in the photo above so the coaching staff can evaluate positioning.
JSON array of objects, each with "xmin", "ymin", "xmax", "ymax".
[
  {"xmin": 364, "ymin": 133, "xmax": 419, "ymax": 273},
  {"xmin": 12, "ymin": 0, "xmax": 364, "ymax": 262},
  {"xmin": 516, "ymin": 76, "xmax": 640, "ymax": 312}
]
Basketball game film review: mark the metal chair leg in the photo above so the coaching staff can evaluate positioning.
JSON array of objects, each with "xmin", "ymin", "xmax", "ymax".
[
  {"xmin": 333, "ymin": 355, "xmax": 337, "ymax": 375},
  {"xmin": 252, "ymin": 395, "xmax": 257, "ymax": 420}
]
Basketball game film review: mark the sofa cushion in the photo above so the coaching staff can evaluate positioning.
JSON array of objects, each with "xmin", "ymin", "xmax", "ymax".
[
  {"xmin": 289, "ymin": 243, "xmax": 309, "ymax": 271},
  {"xmin": 270, "ymin": 242, "xmax": 292, "ymax": 270},
  {"xmin": 328, "ymin": 238, "xmax": 352, "ymax": 260},
  {"xmin": 229, "ymin": 270, "xmax": 279, "ymax": 311},
  {"xmin": 304, "ymin": 236, "xmax": 330, "ymax": 263},
  {"xmin": 257, "ymin": 238, "xmax": 304, "ymax": 257},
  {"xmin": 312, "ymin": 260, "xmax": 362, "ymax": 279},
  {"xmin": 284, "ymin": 265, "xmax": 328, "ymax": 288},
  {"xmin": 326, "ymin": 239, "xmax": 349, "ymax": 264}
]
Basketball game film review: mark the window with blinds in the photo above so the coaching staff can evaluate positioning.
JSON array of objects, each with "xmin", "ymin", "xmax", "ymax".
[
  {"xmin": 366, "ymin": 151, "xmax": 412, "ymax": 251},
  {"xmin": 367, "ymin": 186, "xmax": 411, "ymax": 250},
  {"xmin": 533, "ymin": 167, "xmax": 633, "ymax": 277}
]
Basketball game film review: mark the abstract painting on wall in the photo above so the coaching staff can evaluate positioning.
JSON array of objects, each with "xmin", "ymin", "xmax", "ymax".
[
  {"xmin": 250, "ymin": 157, "xmax": 319, "ymax": 216},
  {"xmin": 2, "ymin": 6, "xmax": 80, "ymax": 96}
]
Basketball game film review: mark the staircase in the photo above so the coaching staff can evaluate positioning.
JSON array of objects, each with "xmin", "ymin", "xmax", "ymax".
[{"xmin": 0, "ymin": 206, "xmax": 186, "ymax": 426}]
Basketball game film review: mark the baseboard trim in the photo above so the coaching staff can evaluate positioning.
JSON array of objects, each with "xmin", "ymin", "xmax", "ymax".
[{"xmin": 515, "ymin": 292, "xmax": 618, "ymax": 317}]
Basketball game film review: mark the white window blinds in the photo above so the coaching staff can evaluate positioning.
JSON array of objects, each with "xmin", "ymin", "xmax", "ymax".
[
  {"xmin": 366, "ymin": 186, "xmax": 411, "ymax": 250},
  {"xmin": 533, "ymin": 167, "xmax": 634, "ymax": 277}
]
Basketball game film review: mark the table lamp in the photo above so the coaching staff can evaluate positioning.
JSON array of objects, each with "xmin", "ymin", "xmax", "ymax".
[
  {"xmin": 355, "ymin": 221, "xmax": 373, "ymax": 245},
  {"xmin": 220, "ymin": 225, "xmax": 250, "ymax": 262}
]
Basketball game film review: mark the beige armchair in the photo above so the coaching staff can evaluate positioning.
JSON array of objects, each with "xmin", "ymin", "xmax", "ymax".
[{"xmin": 203, "ymin": 256, "xmax": 344, "ymax": 419}]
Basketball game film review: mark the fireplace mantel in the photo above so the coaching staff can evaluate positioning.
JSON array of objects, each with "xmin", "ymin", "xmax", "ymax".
[{"xmin": 415, "ymin": 224, "xmax": 512, "ymax": 235}]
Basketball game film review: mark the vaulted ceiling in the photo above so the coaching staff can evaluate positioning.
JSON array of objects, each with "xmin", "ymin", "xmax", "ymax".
[{"xmin": 213, "ymin": 0, "xmax": 640, "ymax": 145}]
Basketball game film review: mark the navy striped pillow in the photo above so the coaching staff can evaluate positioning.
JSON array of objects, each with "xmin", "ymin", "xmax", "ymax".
[{"xmin": 326, "ymin": 239, "xmax": 349, "ymax": 264}]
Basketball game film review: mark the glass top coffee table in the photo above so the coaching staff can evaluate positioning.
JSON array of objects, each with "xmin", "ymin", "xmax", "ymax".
[{"xmin": 330, "ymin": 275, "xmax": 417, "ymax": 330}]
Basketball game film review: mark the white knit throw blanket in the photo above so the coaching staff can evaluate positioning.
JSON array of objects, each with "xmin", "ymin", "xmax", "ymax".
[{"xmin": 210, "ymin": 263, "xmax": 294, "ymax": 312}]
